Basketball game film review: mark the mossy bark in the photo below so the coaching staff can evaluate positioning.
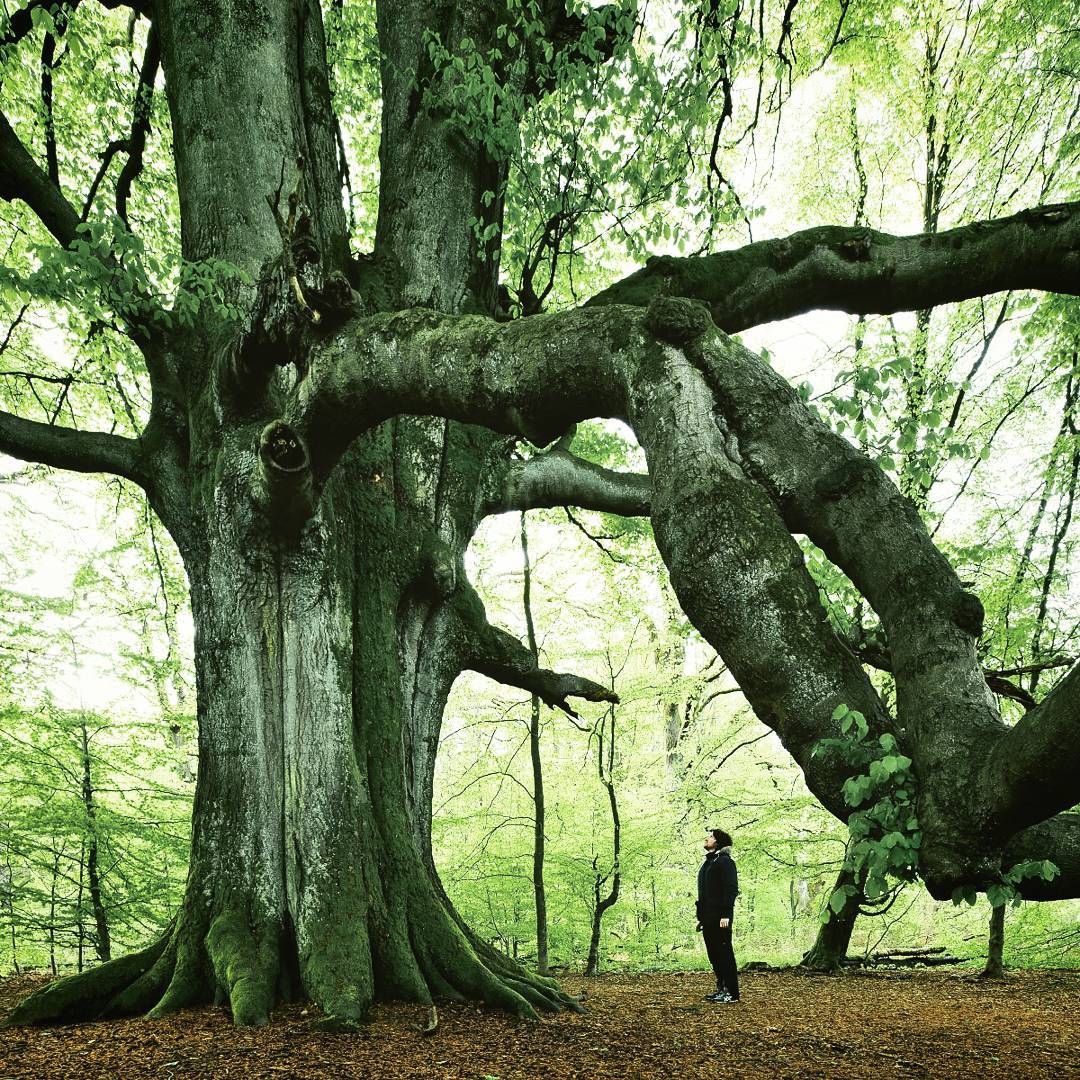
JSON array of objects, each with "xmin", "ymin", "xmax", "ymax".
[{"xmin": 8, "ymin": 424, "xmax": 573, "ymax": 1028}]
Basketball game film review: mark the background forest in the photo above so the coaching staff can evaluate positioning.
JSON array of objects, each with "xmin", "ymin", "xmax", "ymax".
[{"xmin": 2, "ymin": 0, "xmax": 1079, "ymax": 983}]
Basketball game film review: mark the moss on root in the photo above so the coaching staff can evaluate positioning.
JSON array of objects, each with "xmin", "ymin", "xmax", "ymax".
[
  {"xmin": 3, "ymin": 934, "xmax": 172, "ymax": 1026},
  {"xmin": 204, "ymin": 909, "xmax": 279, "ymax": 1027},
  {"xmin": 5, "ymin": 900, "xmax": 581, "ymax": 1031}
]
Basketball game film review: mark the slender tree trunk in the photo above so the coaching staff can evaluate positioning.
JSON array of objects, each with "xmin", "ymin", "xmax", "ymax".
[
  {"xmin": 651, "ymin": 876, "xmax": 659, "ymax": 958},
  {"xmin": 47, "ymin": 849, "xmax": 59, "ymax": 977},
  {"xmin": 1029, "ymin": 443, "xmax": 1079, "ymax": 696},
  {"xmin": 802, "ymin": 865, "xmax": 864, "ymax": 971},
  {"xmin": 520, "ymin": 513, "xmax": 549, "ymax": 976},
  {"xmin": 585, "ymin": 703, "xmax": 621, "ymax": 977},
  {"xmin": 900, "ymin": 49, "xmax": 949, "ymax": 509},
  {"xmin": 656, "ymin": 591, "xmax": 688, "ymax": 768},
  {"xmin": 2, "ymin": 856, "xmax": 18, "ymax": 974},
  {"xmin": 76, "ymin": 838, "xmax": 85, "ymax": 973},
  {"xmin": 983, "ymin": 903, "xmax": 1005, "ymax": 979},
  {"xmin": 79, "ymin": 722, "xmax": 111, "ymax": 963}
]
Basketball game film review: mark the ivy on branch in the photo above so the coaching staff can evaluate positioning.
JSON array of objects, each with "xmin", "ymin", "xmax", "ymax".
[{"xmin": 813, "ymin": 703, "xmax": 921, "ymax": 921}]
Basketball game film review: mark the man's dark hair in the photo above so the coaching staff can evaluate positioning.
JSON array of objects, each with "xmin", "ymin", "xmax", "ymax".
[{"xmin": 710, "ymin": 828, "xmax": 733, "ymax": 847}]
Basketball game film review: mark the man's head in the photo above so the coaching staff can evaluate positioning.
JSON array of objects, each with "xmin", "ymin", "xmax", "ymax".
[{"xmin": 704, "ymin": 828, "xmax": 733, "ymax": 851}]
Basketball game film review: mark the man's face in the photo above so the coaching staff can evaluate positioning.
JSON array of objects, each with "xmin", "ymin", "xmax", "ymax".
[{"xmin": 703, "ymin": 833, "xmax": 718, "ymax": 852}]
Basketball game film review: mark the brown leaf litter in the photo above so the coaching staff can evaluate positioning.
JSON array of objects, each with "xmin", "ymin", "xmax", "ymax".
[{"xmin": 1, "ymin": 967, "xmax": 1077, "ymax": 1078}]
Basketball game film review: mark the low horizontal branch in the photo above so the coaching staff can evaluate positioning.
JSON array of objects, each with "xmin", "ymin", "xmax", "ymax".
[
  {"xmin": 294, "ymin": 305, "xmax": 635, "ymax": 481},
  {"xmin": 587, "ymin": 201, "xmax": 1080, "ymax": 332},
  {"xmin": 0, "ymin": 407, "xmax": 144, "ymax": 483}
]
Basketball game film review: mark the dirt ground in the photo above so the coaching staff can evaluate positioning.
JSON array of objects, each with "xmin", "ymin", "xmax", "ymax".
[{"xmin": 0, "ymin": 967, "xmax": 1078, "ymax": 1079}]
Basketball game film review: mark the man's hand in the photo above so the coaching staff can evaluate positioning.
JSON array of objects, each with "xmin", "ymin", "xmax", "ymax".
[
  {"xmin": 719, "ymin": 918, "xmax": 730, "ymax": 929},
  {"xmin": 695, "ymin": 921, "xmax": 702, "ymax": 932}
]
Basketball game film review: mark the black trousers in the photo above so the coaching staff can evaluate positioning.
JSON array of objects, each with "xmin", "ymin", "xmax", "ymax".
[{"xmin": 701, "ymin": 916, "xmax": 739, "ymax": 999}]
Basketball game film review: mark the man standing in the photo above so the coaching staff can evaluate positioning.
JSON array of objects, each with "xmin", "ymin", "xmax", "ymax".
[{"xmin": 697, "ymin": 828, "xmax": 740, "ymax": 1003}]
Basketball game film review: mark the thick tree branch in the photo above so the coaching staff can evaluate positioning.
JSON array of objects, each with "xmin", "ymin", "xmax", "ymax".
[
  {"xmin": 0, "ymin": 109, "xmax": 81, "ymax": 248},
  {"xmin": 1003, "ymin": 815, "xmax": 1080, "ymax": 901},
  {"xmin": 843, "ymin": 632, "xmax": 1037, "ymax": 710},
  {"xmin": 983, "ymin": 663, "xmax": 1080, "ymax": 837},
  {"xmin": 0, "ymin": 406, "xmax": 144, "ymax": 482},
  {"xmin": 587, "ymin": 201, "xmax": 1080, "ymax": 332},
  {"xmin": 451, "ymin": 582, "xmax": 616, "ymax": 717},
  {"xmin": 294, "ymin": 306, "xmax": 632, "ymax": 482},
  {"xmin": 481, "ymin": 447, "xmax": 650, "ymax": 518}
]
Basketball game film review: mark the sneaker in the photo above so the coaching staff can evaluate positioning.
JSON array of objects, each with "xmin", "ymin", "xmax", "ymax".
[{"xmin": 706, "ymin": 990, "xmax": 734, "ymax": 1003}]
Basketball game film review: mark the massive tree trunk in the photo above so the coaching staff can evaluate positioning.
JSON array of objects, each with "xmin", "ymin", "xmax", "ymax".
[{"xmin": 6, "ymin": 0, "xmax": 592, "ymax": 1028}]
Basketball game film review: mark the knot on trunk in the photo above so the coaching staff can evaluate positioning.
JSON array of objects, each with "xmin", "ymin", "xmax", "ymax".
[
  {"xmin": 836, "ymin": 231, "xmax": 873, "ymax": 261},
  {"xmin": 258, "ymin": 420, "xmax": 315, "ymax": 539},
  {"xmin": 419, "ymin": 534, "xmax": 457, "ymax": 598},
  {"xmin": 645, "ymin": 296, "xmax": 713, "ymax": 346},
  {"xmin": 814, "ymin": 456, "xmax": 876, "ymax": 502},
  {"xmin": 953, "ymin": 589, "xmax": 985, "ymax": 638}
]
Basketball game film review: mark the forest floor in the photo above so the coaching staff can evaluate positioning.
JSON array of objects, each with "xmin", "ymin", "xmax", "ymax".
[{"xmin": 0, "ymin": 967, "xmax": 1078, "ymax": 1079}]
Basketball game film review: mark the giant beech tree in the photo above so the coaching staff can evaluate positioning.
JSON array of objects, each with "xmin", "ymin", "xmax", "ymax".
[{"xmin": 1, "ymin": 0, "xmax": 1079, "ymax": 1029}]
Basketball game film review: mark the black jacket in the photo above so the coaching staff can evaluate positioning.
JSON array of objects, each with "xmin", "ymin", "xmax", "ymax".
[{"xmin": 696, "ymin": 849, "xmax": 738, "ymax": 920}]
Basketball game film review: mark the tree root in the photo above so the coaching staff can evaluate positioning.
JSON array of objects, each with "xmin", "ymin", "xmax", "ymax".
[
  {"xmin": 2, "ymin": 903, "xmax": 280, "ymax": 1028},
  {"xmin": 5, "ymin": 890, "xmax": 583, "ymax": 1028},
  {"xmin": 2, "ymin": 932, "xmax": 173, "ymax": 1026}
]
